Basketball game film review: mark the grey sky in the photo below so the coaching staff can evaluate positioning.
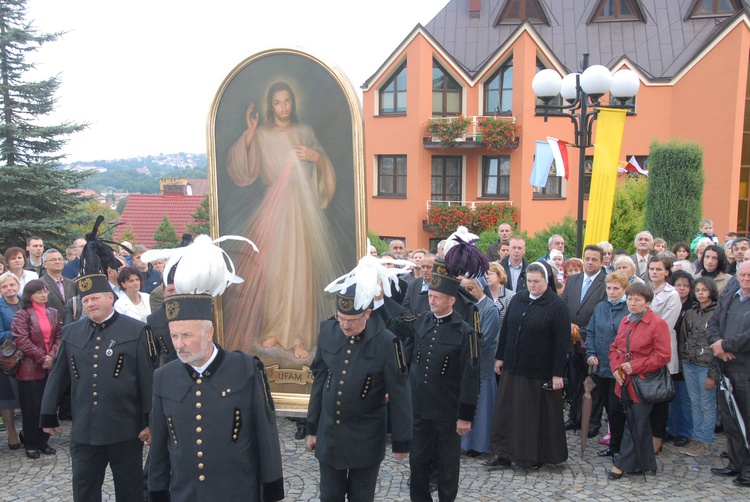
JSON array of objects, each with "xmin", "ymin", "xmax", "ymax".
[{"xmin": 26, "ymin": 0, "xmax": 444, "ymax": 162}]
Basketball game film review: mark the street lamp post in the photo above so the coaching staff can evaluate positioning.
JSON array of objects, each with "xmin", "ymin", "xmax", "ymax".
[{"xmin": 532, "ymin": 53, "xmax": 640, "ymax": 258}]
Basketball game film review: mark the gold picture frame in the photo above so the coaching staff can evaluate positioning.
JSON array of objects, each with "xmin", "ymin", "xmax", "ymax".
[{"xmin": 206, "ymin": 48, "xmax": 365, "ymax": 412}]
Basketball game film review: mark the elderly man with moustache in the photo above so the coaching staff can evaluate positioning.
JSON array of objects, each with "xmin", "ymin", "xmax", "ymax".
[{"xmin": 708, "ymin": 261, "xmax": 750, "ymax": 487}]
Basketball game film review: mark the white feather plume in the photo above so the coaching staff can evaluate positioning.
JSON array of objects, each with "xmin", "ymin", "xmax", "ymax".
[
  {"xmin": 324, "ymin": 255, "xmax": 414, "ymax": 310},
  {"xmin": 144, "ymin": 234, "xmax": 257, "ymax": 297},
  {"xmin": 443, "ymin": 225, "xmax": 479, "ymax": 256}
]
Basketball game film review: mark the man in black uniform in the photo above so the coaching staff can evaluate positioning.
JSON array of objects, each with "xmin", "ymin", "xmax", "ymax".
[
  {"xmin": 40, "ymin": 271, "xmax": 155, "ymax": 501},
  {"xmin": 148, "ymin": 293, "xmax": 285, "ymax": 501},
  {"xmin": 378, "ymin": 260, "xmax": 480, "ymax": 502},
  {"xmin": 306, "ymin": 284, "xmax": 412, "ymax": 502}
]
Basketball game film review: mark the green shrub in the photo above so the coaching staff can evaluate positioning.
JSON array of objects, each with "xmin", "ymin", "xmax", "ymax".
[
  {"xmin": 523, "ymin": 216, "xmax": 578, "ymax": 260},
  {"xmin": 610, "ymin": 176, "xmax": 648, "ymax": 253},
  {"xmin": 367, "ymin": 231, "xmax": 389, "ymax": 255},
  {"xmin": 644, "ymin": 140, "xmax": 704, "ymax": 245},
  {"xmin": 475, "ymin": 230, "xmax": 497, "ymax": 254}
]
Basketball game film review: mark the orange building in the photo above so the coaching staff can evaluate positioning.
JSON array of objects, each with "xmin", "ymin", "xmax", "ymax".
[{"xmin": 362, "ymin": 0, "xmax": 750, "ymax": 251}]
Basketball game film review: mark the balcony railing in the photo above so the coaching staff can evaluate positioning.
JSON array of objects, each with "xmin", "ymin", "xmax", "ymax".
[{"xmin": 423, "ymin": 115, "xmax": 519, "ymax": 149}]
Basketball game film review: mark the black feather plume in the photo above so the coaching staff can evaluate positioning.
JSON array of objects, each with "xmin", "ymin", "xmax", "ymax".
[
  {"xmin": 79, "ymin": 215, "xmax": 126, "ymax": 276},
  {"xmin": 444, "ymin": 235, "xmax": 489, "ymax": 278}
]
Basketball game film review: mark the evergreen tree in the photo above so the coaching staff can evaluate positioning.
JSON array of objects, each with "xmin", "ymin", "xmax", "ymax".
[
  {"xmin": 644, "ymin": 140, "xmax": 704, "ymax": 244},
  {"xmin": 153, "ymin": 215, "xmax": 179, "ymax": 249},
  {"xmin": 0, "ymin": 0, "xmax": 89, "ymax": 250},
  {"xmin": 186, "ymin": 195, "xmax": 210, "ymax": 235}
]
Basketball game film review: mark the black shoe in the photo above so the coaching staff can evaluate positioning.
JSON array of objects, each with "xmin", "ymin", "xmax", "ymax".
[
  {"xmin": 734, "ymin": 475, "xmax": 750, "ymax": 487},
  {"xmin": 8, "ymin": 442, "xmax": 21, "ymax": 450},
  {"xmin": 294, "ymin": 426, "xmax": 307, "ymax": 440},
  {"xmin": 587, "ymin": 427, "xmax": 600, "ymax": 438},
  {"xmin": 25, "ymin": 449, "xmax": 40, "ymax": 460},
  {"xmin": 674, "ymin": 436, "xmax": 690, "ymax": 447},
  {"xmin": 483, "ymin": 455, "xmax": 511, "ymax": 468},
  {"xmin": 564, "ymin": 419, "xmax": 580, "ymax": 431},
  {"xmin": 466, "ymin": 449, "xmax": 481, "ymax": 457},
  {"xmin": 597, "ymin": 447, "xmax": 614, "ymax": 457},
  {"xmin": 607, "ymin": 469, "xmax": 623, "ymax": 480},
  {"xmin": 40, "ymin": 446, "xmax": 56, "ymax": 455},
  {"xmin": 712, "ymin": 467, "xmax": 740, "ymax": 477},
  {"xmin": 527, "ymin": 463, "xmax": 543, "ymax": 469},
  {"xmin": 721, "ymin": 451, "xmax": 729, "ymax": 459}
]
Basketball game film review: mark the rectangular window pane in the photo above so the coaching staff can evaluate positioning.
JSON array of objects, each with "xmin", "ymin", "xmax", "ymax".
[
  {"xmin": 485, "ymin": 177, "xmax": 498, "ymax": 195},
  {"xmin": 397, "ymin": 91, "xmax": 407, "ymax": 112},
  {"xmin": 546, "ymin": 176, "xmax": 560, "ymax": 195},
  {"xmin": 433, "ymin": 92, "xmax": 443, "ymax": 114},
  {"xmin": 501, "ymin": 90, "xmax": 513, "ymax": 112},
  {"xmin": 397, "ymin": 176, "xmax": 406, "ymax": 195},
  {"xmin": 487, "ymin": 158, "xmax": 498, "ymax": 176},
  {"xmin": 380, "ymin": 157, "xmax": 393, "ymax": 175},
  {"xmin": 446, "ymin": 176, "xmax": 461, "ymax": 194},
  {"xmin": 446, "ymin": 93, "xmax": 460, "ymax": 114},
  {"xmin": 500, "ymin": 157, "xmax": 510, "ymax": 175},
  {"xmin": 499, "ymin": 176, "xmax": 510, "ymax": 196},
  {"xmin": 396, "ymin": 157, "xmax": 407, "ymax": 175},
  {"xmin": 432, "ymin": 177, "xmax": 444, "ymax": 197},
  {"xmin": 446, "ymin": 158, "xmax": 460, "ymax": 176},
  {"xmin": 380, "ymin": 175, "xmax": 393, "ymax": 194},
  {"xmin": 486, "ymin": 93, "xmax": 499, "ymax": 114}
]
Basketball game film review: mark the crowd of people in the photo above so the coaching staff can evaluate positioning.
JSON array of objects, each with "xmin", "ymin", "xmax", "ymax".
[{"xmin": 3, "ymin": 215, "xmax": 750, "ymax": 500}]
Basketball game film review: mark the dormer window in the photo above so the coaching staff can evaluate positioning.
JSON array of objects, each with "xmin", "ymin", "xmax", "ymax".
[
  {"xmin": 590, "ymin": 0, "xmax": 645, "ymax": 22},
  {"xmin": 496, "ymin": 0, "xmax": 549, "ymax": 25},
  {"xmin": 688, "ymin": 0, "xmax": 741, "ymax": 18}
]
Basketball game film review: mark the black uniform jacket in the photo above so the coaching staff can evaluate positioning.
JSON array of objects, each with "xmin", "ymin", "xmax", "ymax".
[
  {"xmin": 307, "ymin": 313, "xmax": 412, "ymax": 470},
  {"xmin": 149, "ymin": 348, "xmax": 284, "ymax": 502},
  {"xmin": 380, "ymin": 307, "xmax": 480, "ymax": 422},
  {"xmin": 146, "ymin": 306, "xmax": 177, "ymax": 367},
  {"xmin": 40, "ymin": 311, "xmax": 154, "ymax": 444}
]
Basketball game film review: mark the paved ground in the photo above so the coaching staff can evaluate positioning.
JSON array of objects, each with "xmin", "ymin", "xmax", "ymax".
[{"xmin": 0, "ymin": 414, "xmax": 747, "ymax": 501}]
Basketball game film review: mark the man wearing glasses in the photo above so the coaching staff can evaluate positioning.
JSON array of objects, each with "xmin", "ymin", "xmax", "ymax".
[{"xmin": 306, "ymin": 284, "xmax": 412, "ymax": 502}]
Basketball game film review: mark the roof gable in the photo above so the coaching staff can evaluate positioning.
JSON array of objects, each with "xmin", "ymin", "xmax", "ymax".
[{"xmin": 495, "ymin": 0, "xmax": 550, "ymax": 26}]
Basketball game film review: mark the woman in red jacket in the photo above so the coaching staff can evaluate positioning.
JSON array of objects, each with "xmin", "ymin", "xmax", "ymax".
[
  {"xmin": 12, "ymin": 279, "xmax": 61, "ymax": 459},
  {"xmin": 607, "ymin": 282, "xmax": 671, "ymax": 479}
]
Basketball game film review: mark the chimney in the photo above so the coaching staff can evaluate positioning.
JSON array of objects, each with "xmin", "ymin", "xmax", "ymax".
[{"xmin": 469, "ymin": 0, "xmax": 481, "ymax": 18}]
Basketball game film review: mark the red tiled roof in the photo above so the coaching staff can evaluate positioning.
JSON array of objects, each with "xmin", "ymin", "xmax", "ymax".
[
  {"xmin": 114, "ymin": 194, "xmax": 203, "ymax": 249},
  {"xmin": 66, "ymin": 188, "xmax": 101, "ymax": 198}
]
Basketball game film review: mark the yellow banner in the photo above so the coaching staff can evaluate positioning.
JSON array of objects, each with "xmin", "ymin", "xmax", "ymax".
[{"xmin": 584, "ymin": 108, "xmax": 627, "ymax": 248}]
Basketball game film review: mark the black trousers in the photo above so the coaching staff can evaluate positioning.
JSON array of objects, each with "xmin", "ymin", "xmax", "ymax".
[
  {"xmin": 70, "ymin": 437, "xmax": 143, "ymax": 502},
  {"xmin": 410, "ymin": 417, "xmax": 460, "ymax": 502},
  {"xmin": 616, "ymin": 400, "xmax": 657, "ymax": 473},
  {"xmin": 318, "ymin": 462, "xmax": 380, "ymax": 502},
  {"xmin": 567, "ymin": 350, "xmax": 588, "ymax": 426},
  {"xmin": 17, "ymin": 376, "xmax": 50, "ymax": 451},
  {"xmin": 594, "ymin": 376, "xmax": 626, "ymax": 453},
  {"xmin": 720, "ymin": 367, "xmax": 750, "ymax": 477}
]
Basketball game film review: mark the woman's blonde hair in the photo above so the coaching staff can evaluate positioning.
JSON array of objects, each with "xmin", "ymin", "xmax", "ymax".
[{"xmin": 488, "ymin": 262, "xmax": 507, "ymax": 285}]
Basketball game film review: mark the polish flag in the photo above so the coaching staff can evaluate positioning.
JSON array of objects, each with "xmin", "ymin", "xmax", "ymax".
[
  {"xmin": 547, "ymin": 137, "xmax": 569, "ymax": 179},
  {"xmin": 618, "ymin": 156, "xmax": 648, "ymax": 175}
]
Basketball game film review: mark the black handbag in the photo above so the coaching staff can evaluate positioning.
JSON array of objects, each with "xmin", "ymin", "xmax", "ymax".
[
  {"xmin": 0, "ymin": 337, "xmax": 24, "ymax": 376},
  {"xmin": 626, "ymin": 329, "xmax": 675, "ymax": 404}
]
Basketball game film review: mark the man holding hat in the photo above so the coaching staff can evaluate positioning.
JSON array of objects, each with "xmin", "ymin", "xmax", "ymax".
[
  {"xmin": 377, "ymin": 258, "xmax": 481, "ymax": 502},
  {"xmin": 40, "ymin": 264, "xmax": 155, "ymax": 501},
  {"xmin": 306, "ymin": 283, "xmax": 413, "ymax": 502},
  {"xmin": 147, "ymin": 234, "xmax": 284, "ymax": 501}
]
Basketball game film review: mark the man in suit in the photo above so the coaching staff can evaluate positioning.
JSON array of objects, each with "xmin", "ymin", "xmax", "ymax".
[
  {"xmin": 307, "ymin": 284, "xmax": 412, "ymax": 502},
  {"xmin": 560, "ymin": 245, "xmax": 607, "ymax": 435},
  {"xmin": 631, "ymin": 231, "xmax": 653, "ymax": 281},
  {"xmin": 500, "ymin": 236, "xmax": 528, "ymax": 292},
  {"xmin": 402, "ymin": 254, "xmax": 435, "ymax": 316},
  {"xmin": 41, "ymin": 249, "xmax": 76, "ymax": 322},
  {"xmin": 62, "ymin": 238, "xmax": 86, "ymax": 280}
]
